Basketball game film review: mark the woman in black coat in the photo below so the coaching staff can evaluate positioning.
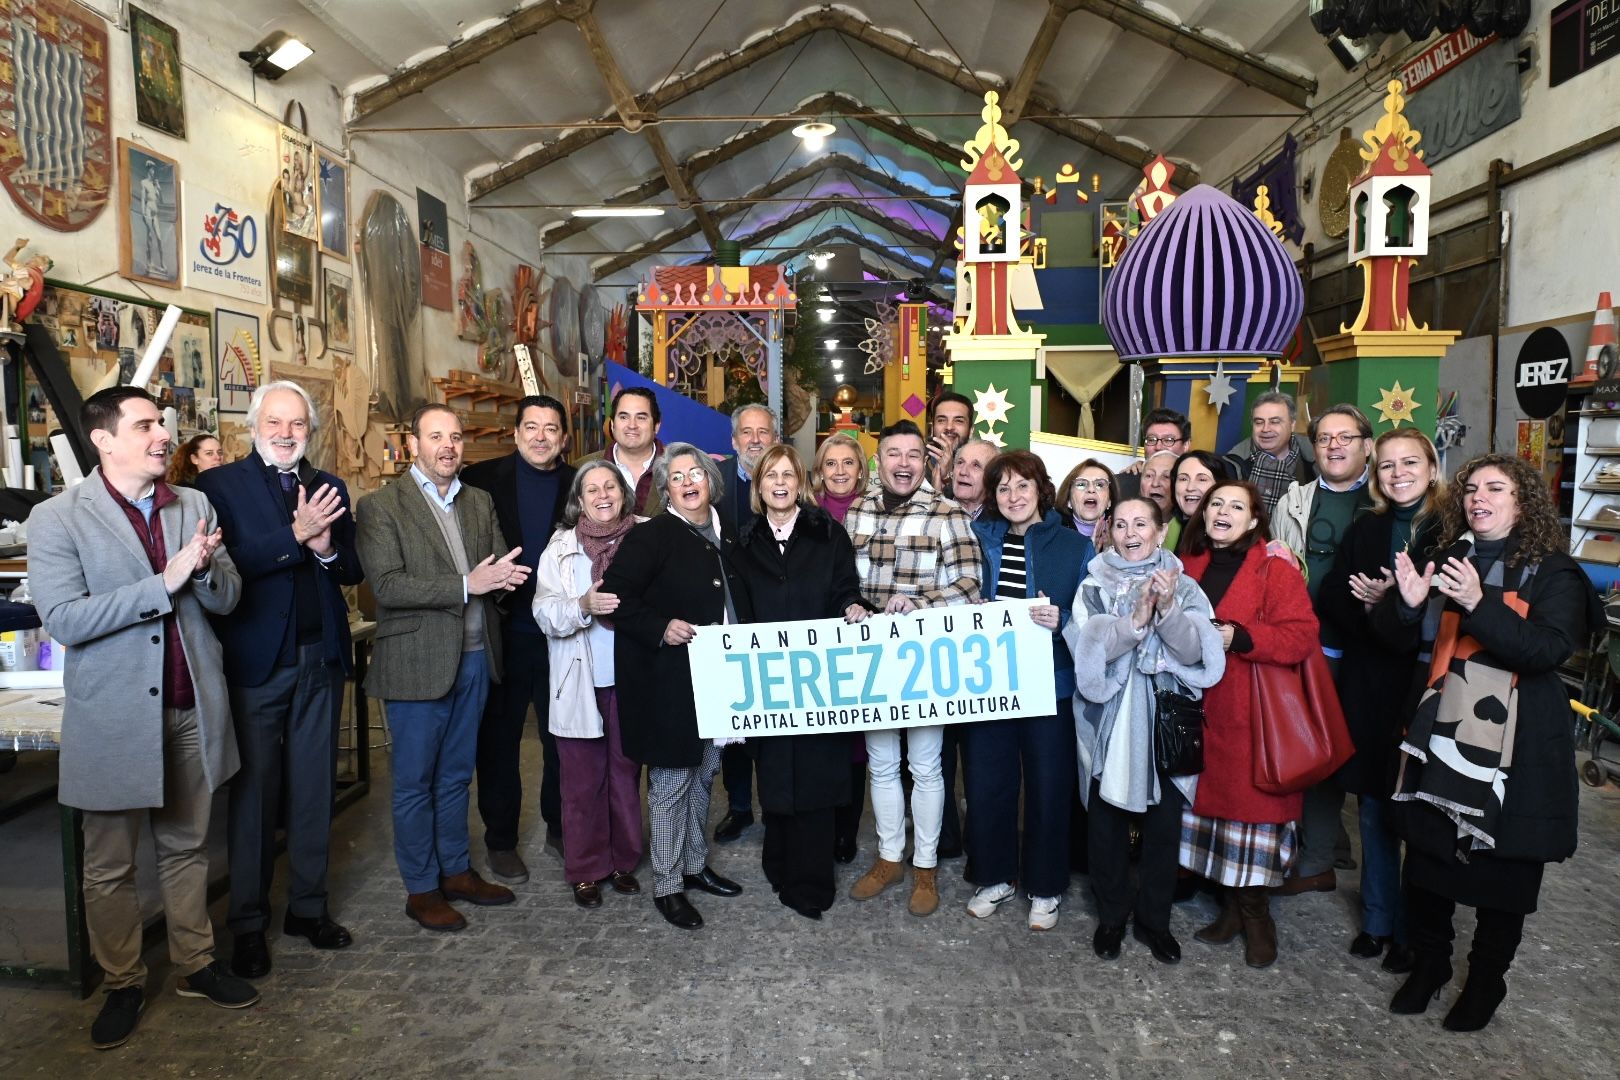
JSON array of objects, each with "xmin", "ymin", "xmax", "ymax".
[
  {"xmin": 602, "ymin": 443, "xmax": 754, "ymax": 931},
  {"xmin": 1385, "ymin": 453, "xmax": 1596, "ymax": 1031},
  {"xmin": 1317, "ymin": 430, "xmax": 1445, "ymax": 973},
  {"xmin": 731, "ymin": 444, "xmax": 872, "ymax": 919}
]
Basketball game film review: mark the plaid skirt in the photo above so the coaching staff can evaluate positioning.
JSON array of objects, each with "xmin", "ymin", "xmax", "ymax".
[{"xmin": 1177, "ymin": 811, "xmax": 1297, "ymax": 888}]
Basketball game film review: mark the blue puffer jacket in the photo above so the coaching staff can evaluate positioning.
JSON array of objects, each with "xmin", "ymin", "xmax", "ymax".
[{"xmin": 972, "ymin": 510, "xmax": 1091, "ymax": 699}]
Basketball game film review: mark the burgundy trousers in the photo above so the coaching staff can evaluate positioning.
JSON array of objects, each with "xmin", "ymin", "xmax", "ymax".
[{"xmin": 556, "ymin": 687, "xmax": 645, "ymax": 883}]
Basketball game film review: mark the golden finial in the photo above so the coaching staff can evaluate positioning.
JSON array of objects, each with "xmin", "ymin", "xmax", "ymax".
[
  {"xmin": 1254, "ymin": 185, "xmax": 1284, "ymax": 238},
  {"xmin": 1360, "ymin": 79, "xmax": 1423, "ymax": 172},
  {"xmin": 961, "ymin": 91, "xmax": 1022, "ymax": 173}
]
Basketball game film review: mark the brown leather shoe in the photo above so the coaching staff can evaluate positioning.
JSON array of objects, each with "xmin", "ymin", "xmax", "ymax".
[
  {"xmin": 440, "ymin": 869, "xmax": 515, "ymax": 906},
  {"xmin": 908, "ymin": 866, "xmax": 939, "ymax": 917},
  {"xmin": 1269, "ymin": 869, "xmax": 1336, "ymax": 897},
  {"xmin": 1236, "ymin": 886, "xmax": 1278, "ymax": 968},
  {"xmin": 849, "ymin": 857, "xmax": 905, "ymax": 901},
  {"xmin": 406, "ymin": 890, "xmax": 467, "ymax": 932},
  {"xmin": 608, "ymin": 871, "xmax": 641, "ymax": 894},
  {"xmin": 1194, "ymin": 888, "xmax": 1243, "ymax": 945},
  {"xmin": 572, "ymin": 881, "xmax": 603, "ymax": 908}
]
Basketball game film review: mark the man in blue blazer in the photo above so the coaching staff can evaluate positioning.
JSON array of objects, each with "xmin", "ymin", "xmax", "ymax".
[{"xmin": 196, "ymin": 380, "xmax": 363, "ymax": 979}]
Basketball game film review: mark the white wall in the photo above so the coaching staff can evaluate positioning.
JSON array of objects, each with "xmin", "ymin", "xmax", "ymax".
[
  {"xmin": 1201, "ymin": 0, "xmax": 1620, "ymax": 330},
  {"xmin": 0, "ymin": 0, "xmax": 553, "ymax": 489}
]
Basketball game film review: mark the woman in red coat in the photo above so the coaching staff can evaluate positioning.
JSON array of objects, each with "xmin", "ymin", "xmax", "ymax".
[{"xmin": 1177, "ymin": 481, "xmax": 1320, "ymax": 968}]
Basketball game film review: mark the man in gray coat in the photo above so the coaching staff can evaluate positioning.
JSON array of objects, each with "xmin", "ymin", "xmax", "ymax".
[
  {"xmin": 356, "ymin": 404, "xmax": 530, "ymax": 931},
  {"xmin": 29, "ymin": 386, "xmax": 254, "ymax": 1050}
]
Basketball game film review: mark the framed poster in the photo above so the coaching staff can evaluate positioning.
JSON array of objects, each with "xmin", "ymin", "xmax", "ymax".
[
  {"xmin": 117, "ymin": 139, "xmax": 179, "ymax": 288},
  {"xmin": 317, "ymin": 151, "xmax": 348, "ymax": 260},
  {"xmin": 417, "ymin": 188, "xmax": 451, "ymax": 311},
  {"xmin": 323, "ymin": 267, "xmax": 353, "ymax": 352},
  {"xmin": 277, "ymin": 123, "xmax": 317, "ymax": 240},
  {"xmin": 274, "ymin": 233, "xmax": 315, "ymax": 306},
  {"xmin": 170, "ymin": 322, "xmax": 212, "ymax": 390},
  {"xmin": 129, "ymin": 5, "xmax": 185, "ymax": 139},
  {"xmin": 215, "ymin": 308, "xmax": 262, "ymax": 414},
  {"xmin": 182, "ymin": 183, "xmax": 267, "ymax": 304}
]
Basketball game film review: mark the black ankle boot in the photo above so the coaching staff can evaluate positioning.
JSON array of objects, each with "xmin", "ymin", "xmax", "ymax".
[
  {"xmin": 1443, "ymin": 972, "xmax": 1508, "ymax": 1031},
  {"xmin": 1390, "ymin": 956, "xmax": 1453, "ymax": 1015}
]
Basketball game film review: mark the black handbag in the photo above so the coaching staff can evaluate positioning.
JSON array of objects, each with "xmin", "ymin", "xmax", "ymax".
[{"xmin": 1153, "ymin": 687, "xmax": 1206, "ymax": 777}]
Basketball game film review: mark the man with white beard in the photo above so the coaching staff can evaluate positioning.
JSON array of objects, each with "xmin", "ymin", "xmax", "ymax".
[{"xmin": 196, "ymin": 380, "xmax": 363, "ymax": 978}]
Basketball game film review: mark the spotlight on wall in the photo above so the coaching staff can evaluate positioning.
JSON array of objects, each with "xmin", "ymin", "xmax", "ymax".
[{"xmin": 239, "ymin": 32, "xmax": 313, "ymax": 80}]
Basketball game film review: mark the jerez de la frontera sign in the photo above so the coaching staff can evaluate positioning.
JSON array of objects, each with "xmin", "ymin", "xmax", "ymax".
[
  {"xmin": 687, "ymin": 599, "xmax": 1058, "ymax": 740},
  {"xmin": 183, "ymin": 183, "xmax": 268, "ymax": 305}
]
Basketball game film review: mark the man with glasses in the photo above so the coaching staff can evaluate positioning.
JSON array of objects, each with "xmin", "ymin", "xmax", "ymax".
[
  {"xmin": 1220, "ymin": 392, "xmax": 1316, "ymax": 515},
  {"xmin": 1117, "ymin": 409, "xmax": 1190, "ymax": 500},
  {"xmin": 1269, "ymin": 403, "xmax": 1374, "ymax": 897}
]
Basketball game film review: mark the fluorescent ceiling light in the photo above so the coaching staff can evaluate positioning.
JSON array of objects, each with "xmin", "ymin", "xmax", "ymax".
[
  {"xmin": 570, "ymin": 206, "xmax": 667, "ymax": 218},
  {"xmin": 792, "ymin": 121, "xmax": 836, "ymax": 153},
  {"xmin": 817, "ymin": 307, "xmax": 835, "ymax": 322}
]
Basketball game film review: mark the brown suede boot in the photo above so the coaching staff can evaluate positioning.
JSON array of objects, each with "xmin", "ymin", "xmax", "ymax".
[
  {"xmin": 908, "ymin": 867, "xmax": 939, "ymax": 916},
  {"xmin": 1194, "ymin": 887, "xmax": 1243, "ymax": 945},
  {"xmin": 406, "ymin": 890, "xmax": 467, "ymax": 932},
  {"xmin": 849, "ymin": 858, "xmax": 905, "ymax": 901},
  {"xmin": 1236, "ymin": 886, "xmax": 1278, "ymax": 968},
  {"xmin": 441, "ymin": 869, "xmax": 515, "ymax": 906}
]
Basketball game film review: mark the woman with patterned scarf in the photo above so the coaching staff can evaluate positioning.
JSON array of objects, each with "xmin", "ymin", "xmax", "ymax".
[
  {"xmin": 1064, "ymin": 497, "xmax": 1225, "ymax": 965},
  {"xmin": 533, "ymin": 461, "xmax": 647, "ymax": 908},
  {"xmin": 1386, "ymin": 453, "xmax": 1597, "ymax": 1031}
]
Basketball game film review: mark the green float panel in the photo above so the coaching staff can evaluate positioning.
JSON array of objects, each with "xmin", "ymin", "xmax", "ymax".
[
  {"xmin": 1318, "ymin": 356, "xmax": 1440, "ymax": 440},
  {"xmin": 951, "ymin": 357, "xmax": 1037, "ymax": 450}
]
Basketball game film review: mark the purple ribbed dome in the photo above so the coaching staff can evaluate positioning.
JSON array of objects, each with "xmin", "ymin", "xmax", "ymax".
[{"xmin": 1102, "ymin": 184, "xmax": 1304, "ymax": 361}]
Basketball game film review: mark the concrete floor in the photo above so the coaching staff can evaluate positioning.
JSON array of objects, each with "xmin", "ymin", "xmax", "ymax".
[{"xmin": 3, "ymin": 737, "xmax": 1620, "ymax": 1079}]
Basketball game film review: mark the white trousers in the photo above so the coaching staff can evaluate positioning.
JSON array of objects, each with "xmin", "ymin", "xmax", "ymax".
[{"xmin": 865, "ymin": 725, "xmax": 943, "ymax": 868}]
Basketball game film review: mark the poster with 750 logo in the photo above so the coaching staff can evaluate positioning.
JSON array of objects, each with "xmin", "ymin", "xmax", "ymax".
[{"xmin": 182, "ymin": 183, "xmax": 268, "ymax": 305}]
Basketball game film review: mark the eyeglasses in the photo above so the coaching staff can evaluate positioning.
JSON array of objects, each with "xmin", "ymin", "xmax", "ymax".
[
  {"xmin": 668, "ymin": 470, "xmax": 708, "ymax": 486},
  {"xmin": 1314, "ymin": 432, "xmax": 1367, "ymax": 448},
  {"xmin": 1071, "ymin": 478, "xmax": 1110, "ymax": 491},
  {"xmin": 1143, "ymin": 435, "xmax": 1183, "ymax": 447}
]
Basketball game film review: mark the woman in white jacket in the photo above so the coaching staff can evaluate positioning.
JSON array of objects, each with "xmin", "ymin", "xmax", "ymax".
[{"xmin": 533, "ymin": 461, "xmax": 645, "ymax": 908}]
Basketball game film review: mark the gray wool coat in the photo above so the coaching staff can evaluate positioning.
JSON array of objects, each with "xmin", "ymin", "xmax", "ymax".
[
  {"xmin": 355, "ymin": 474, "xmax": 507, "ymax": 702},
  {"xmin": 28, "ymin": 471, "xmax": 242, "ymax": 811}
]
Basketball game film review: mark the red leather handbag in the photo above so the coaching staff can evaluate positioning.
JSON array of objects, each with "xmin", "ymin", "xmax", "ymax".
[{"xmin": 1251, "ymin": 648, "xmax": 1355, "ymax": 795}]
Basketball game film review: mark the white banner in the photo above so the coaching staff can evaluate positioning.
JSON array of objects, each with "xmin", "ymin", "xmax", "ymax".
[
  {"xmin": 183, "ymin": 184, "xmax": 268, "ymax": 305},
  {"xmin": 688, "ymin": 599, "xmax": 1057, "ymax": 739}
]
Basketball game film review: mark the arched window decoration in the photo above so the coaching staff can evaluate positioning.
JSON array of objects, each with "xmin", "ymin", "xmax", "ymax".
[
  {"xmin": 1353, "ymin": 191, "xmax": 1369, "ymax": 254},
  {"xmin": 975, "ymin": 193, "xmax": 1011, "ymax": 255},
  {"xmin": 1383, "ymin": 184, "xmax": 1417, "ymax": 248}
]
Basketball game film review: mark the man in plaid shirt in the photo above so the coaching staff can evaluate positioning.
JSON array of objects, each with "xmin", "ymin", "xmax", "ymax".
[{"xmin": 843, "ymin": 419, "xmax": 980, "ymax": 917}]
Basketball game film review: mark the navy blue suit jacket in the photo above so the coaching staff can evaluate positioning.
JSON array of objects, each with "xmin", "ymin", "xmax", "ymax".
[{"xmin": 196, "ymin": 456, "xmax": 363, "ymax": 686}]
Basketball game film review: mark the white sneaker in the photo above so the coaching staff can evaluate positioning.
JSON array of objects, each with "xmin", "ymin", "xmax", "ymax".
[
  {"xmin": 1029, "ymin": 895, "xmax": 1062, "ymax": 931},
  {"xmin": 966, "ymin": 881, "xmax": 1017, "ymax": 918}
]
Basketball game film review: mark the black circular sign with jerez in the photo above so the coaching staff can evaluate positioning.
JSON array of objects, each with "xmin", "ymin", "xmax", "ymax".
[{"xmin": 1514, "ymin": 326, "xmax": 1571, "ymax": 419}]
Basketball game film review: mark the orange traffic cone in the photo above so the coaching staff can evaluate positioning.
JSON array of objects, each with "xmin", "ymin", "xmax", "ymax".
[{"xmin": 1573, "ymin": 291, "xmax": 1616, "ymax": 387}]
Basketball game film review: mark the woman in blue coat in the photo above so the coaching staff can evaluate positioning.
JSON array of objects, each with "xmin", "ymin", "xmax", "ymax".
[{"xmin": 964, "ymin": 451, "xmax": 1091, "ymax": 930}]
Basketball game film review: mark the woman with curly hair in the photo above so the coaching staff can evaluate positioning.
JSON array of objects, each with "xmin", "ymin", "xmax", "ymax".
[
  {"xmin": 1316, "ymin": 429, "xmax": 1447, "ymax": 974},
  {"xmin": 167, "ymin": 433, "xmax": 224, "ymax": 486},
  {"xmin": 1385, "ymin": 453, "xmax": 1597, "ymax": 1030}
]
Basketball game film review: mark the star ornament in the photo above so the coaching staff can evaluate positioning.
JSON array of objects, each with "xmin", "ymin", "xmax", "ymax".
[
  {"xmin": 981, "ymin": 428, "xmax": 1007, "ymax": 448},
  {"xmin": 1373, "ymin": 381, "xmax": 1422, "ymax": 428},
  {"xmin": 973, "ymin": 383, "xmax": 1014, "ymax": 428},
  {"xmin": 1204, "ymin": 364, "xmax": 1236, "ymax": 412}
]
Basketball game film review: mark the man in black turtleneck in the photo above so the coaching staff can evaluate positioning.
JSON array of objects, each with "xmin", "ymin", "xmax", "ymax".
[{"xmin": 461, "ymin": 395, "xmax": 575, "ymax": 884}]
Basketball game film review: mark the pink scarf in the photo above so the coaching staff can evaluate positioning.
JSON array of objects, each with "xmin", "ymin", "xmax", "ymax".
[
  {"xmin": 817, "ymin": 488, "xmax": 860, "ymax": 524},
  {"xmin": 575, "ymin": 514, "xmax": 636, "ymax": 626}
]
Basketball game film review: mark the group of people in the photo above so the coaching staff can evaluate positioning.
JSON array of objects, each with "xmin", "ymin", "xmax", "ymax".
[{"xmin": 33, "ymin": 379, "xmax": 1590, "ymax": 1051}]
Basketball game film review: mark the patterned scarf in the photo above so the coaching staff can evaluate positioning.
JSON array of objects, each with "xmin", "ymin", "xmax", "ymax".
[
  {"xmin": 1248, "ymin": 440, "xmax": 1299, "ymax": 513},
  {"xmin": 1392, "ymin": 540, "xmax": 1529, "ymax": 857},
  {"xmin": 575, "ymin": 513, "xmax": 636, "ymax": 627}
]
